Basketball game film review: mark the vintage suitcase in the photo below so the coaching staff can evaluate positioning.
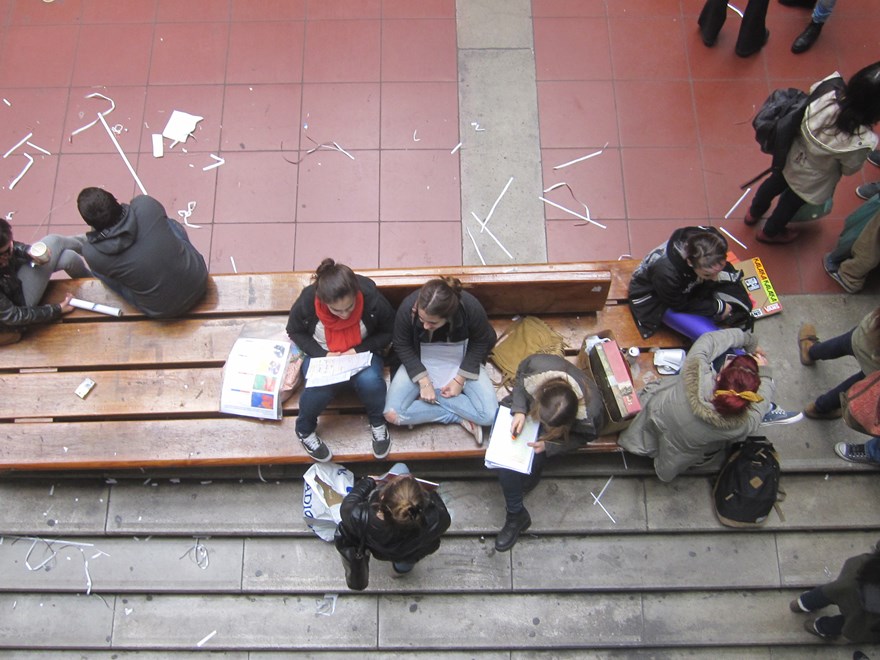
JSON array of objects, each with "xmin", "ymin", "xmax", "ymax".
[{"xmin": 589, "ymin": 339, "xmax": 641, "ymax": 423}]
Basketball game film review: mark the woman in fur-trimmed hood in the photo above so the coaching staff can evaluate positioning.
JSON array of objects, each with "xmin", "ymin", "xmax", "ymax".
[
  {"xmin": 490, "ymin": 353, "xmax": 606, "ymax": 553},
  {"xmin": 619, "ymin": 328, "xmax": 774, "ymax": 482}
]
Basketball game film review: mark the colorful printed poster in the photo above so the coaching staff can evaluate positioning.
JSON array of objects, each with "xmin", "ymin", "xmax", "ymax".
[{"xmin": 220, "ymin": 337, "xmax": 291, "ymax": 420}]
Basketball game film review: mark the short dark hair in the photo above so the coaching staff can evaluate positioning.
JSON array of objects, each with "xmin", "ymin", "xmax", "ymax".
[
  {"xmin": 0, "ymin": 218, "xmax": 12, "ymax": 245},
  {"xmin": 77, "ymin": 187, "xmax": 123, "ymax": 231},
  {"xmin": 313, "ymin": 258, "xmax": 359, "ymax": 303}
]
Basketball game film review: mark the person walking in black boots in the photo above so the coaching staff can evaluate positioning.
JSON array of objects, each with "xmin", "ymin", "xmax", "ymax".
[{"xmin": 699, "ymin": 0, "xmax": 770, "ymax": 58}]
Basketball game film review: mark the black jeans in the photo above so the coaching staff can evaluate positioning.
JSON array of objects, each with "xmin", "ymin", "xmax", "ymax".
[
  {"xmin": 750, "ymin": 170, "xmax": 807, "ymax": 236},
  {"xmin": 496, "ymin": 451, "xmax": 547, "ymax": 514},
  {"xmin": 698, "ymin": 0, "xmax": 770, "ymax": 56}
]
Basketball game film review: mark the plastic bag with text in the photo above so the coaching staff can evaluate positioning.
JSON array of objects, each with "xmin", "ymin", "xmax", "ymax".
[{"xmin": 303, "ymin": 462, "xmax": 354, "ymax": 541}]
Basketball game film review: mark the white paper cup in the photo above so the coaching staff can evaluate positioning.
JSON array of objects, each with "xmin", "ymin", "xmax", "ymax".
[{"xmin": 28, "ymin": 241, "xmax": 50, "ymax": 265}]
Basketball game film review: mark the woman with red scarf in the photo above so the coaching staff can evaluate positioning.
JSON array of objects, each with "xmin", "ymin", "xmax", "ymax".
[{"xmin": 287, "ymin": 259, "xmax": 395, "ymax": 462}]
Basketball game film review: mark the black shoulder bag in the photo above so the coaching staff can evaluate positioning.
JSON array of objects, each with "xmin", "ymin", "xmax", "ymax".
[{"xmin": 334, "ymin": 510, "xmax": 370, "ymax": 591}]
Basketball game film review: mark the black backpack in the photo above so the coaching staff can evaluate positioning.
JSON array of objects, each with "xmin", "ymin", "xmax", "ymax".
[
  {"xmin": 713, "ymin": 437, "xmax": 782, "ymax": 528},
  {"xmin": 741, "ymin": 77, "xmax": 844, "ymax": 189}
]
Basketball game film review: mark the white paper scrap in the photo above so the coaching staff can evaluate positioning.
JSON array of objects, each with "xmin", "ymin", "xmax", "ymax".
[
  {"xmin": 196, "ymin": 630, "xmax": 217, "ymax": 647},
  {"xmin": 162, "ymin": 110, "xmax": 204, "ymax": 143}
]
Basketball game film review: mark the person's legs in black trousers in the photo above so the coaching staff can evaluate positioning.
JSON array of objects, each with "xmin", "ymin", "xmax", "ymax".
[
  {"xmin": 699, "ymin": 0, "xmax": 769, "ymax": 55},
  {"xmin": 736, "ymin": 0, "xmax": 770, "ymax": 57}
]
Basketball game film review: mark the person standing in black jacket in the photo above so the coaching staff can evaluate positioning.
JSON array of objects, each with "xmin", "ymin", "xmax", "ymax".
[
  {"xmin": 336, "ymin": 463, "xmax": 451, "ymax": 579},
  {"xmin": 287, "ymin": 259, "xmax": 395, "ymax": 462},
  {"xmin": 384, "ymin": 277, "xmax": 498, "ymax": 445}
]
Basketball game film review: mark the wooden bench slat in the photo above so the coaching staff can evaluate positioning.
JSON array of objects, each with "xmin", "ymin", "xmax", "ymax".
[
  {"xmin": 0, "ymin": 416, "xmax": 621, "ymax": 471},
  {"xmin": 0, "ymin": 308, "xmax": 682, "ymax": 373},
  {"xmin": 44, "ymin": 262, "xmax": 633, "ymax": 320}
]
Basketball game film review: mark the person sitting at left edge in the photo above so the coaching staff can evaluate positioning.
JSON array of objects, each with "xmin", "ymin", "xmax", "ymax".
[
  {"xmin": 286, "ymin": 258, "xmax": 395, "ymax": 462},
  {"xmin": 76, "ymin": 188, "xmax": 208, "ymax": 318},
  {"xmin": 491, "ymin": 353, "xmax": 606, "ymax": 552},
  {"xmin": 0, "ymin": 218, "xmax": 90, "ymax": 345}
]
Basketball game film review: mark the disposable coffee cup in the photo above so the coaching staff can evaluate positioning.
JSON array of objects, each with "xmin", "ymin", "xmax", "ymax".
[{"xmin": 28, "ymin": 241, "xmax": 50, "ymax": 265}]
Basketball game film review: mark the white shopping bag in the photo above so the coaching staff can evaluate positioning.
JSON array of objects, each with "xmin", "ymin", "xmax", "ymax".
[{"xmin": 302, "ymin": 462, "xmax": 355, "ymax": 542}]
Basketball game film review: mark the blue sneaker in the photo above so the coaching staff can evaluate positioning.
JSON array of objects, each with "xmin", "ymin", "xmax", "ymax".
[{"xmin": 760, "ymin": 403, "xmax": 803, "ymax": 426}]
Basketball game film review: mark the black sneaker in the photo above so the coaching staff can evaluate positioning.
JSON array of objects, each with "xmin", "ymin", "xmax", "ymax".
[
  {"xmin": 371, "ymin": 424, "xmax": 391, "ymax": 459},
  {"xmin": 835, "ymin": 442, "xmax": 876, "ymax": 465},
  {"xmin": 804, "ymin": 617, "xmax": 836, "ymax": 641},
  {"xmin": 298, "ymin": 431, "xmax": 332, "ymax": 462}
]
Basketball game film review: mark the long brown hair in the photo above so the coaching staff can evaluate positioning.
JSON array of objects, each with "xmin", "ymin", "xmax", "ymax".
[
  {"xmin": 313, "ymin": 258, "xmax": 359, "ymax": 304},
  {"xmin": 528, "ymin": 377, "xmax": 578, "ymax": 443},
  {"xmin": 376, "ymin": 475, "xmax": 430, "ymax": 530},
  {"xmin": 417, "ymin": 277, "xmax": 462, "ymax": 321}
]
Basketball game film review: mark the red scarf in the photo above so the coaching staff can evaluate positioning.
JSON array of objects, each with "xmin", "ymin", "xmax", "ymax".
[{"xmin": 315, "ymin": 291, "xmax": 364, "ymax": 352}]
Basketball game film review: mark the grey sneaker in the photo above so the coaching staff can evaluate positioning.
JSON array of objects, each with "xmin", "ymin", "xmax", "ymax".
[
  {"xmin": 298, "ymin": 431, "xmax": 332, "ymax": 462},
  {"xmin": 856, "ymin": 181, "xmax": 880, "ymax": 200},
  {"xmin": 868, "ymin": 150, "xmax": 880, "ymax": 168},
  {"xmin": 834, "ymin": 442, "xmax": 876, "ymax": 465},
  {"xmin": 371, "ymin": 424, "xmax": 391, "ymax": 459},
  {"xmin": 760, "ymin": 403, "xmax": 804, "ymax": 426}
]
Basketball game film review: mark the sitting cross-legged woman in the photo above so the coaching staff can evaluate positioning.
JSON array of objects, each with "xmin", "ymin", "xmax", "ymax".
[
  {"xmin": 384, "ymin": 277, "xmax": 498, "ymax": 445},
  {"xmin": 286, "ymin": 258, "xmax": 395, "ymax": 462}
]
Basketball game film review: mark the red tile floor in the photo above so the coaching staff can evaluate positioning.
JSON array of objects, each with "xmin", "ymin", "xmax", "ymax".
[{"xmin": 0, "ymin": 0, "xmax": 877, "ymax": 294}]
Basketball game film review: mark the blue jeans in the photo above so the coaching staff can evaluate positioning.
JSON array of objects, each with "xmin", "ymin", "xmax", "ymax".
[
  {"xmin": 813, "ymin": 0, "xmax": 836, "ymax": 23},
  {"xmin": 295, "ymin": 353, "xmax": 387, "ymax": 436},
  {"xmin": 495, "ymin": 451, "xmax": 546, "ymax": 514},
  {"xmin": 866, "ymin": 438, "xmax": 880, "ymax": 463},
  {"xmin": 384, "ymin": 365, "xmax": 498, "ymax": 427},
  {"xmin": 808, "ymin": 328, "xmax": 865, "ymax": 414}
]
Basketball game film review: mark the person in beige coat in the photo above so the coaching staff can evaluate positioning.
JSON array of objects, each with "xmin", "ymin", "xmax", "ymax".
[
  {"xmin": 745, "ymin": 62, "xmax": 880, "ymax": 244},
  {"xmin": 619, "ymin": 329, "xmax": 775, "ymax": 482}
]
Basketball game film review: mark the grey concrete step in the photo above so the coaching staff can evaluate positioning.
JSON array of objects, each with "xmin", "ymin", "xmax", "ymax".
[
  {"xmin": 3, "ymin": 590, "xmax": 862, "ymax": 650},
  {"xmin": 2, "ymin": 531, "xmax": 876, "ymax": 596},
  {"xmin": 4, "ymin": 472, "xmax": 880, "ymax": 538}
]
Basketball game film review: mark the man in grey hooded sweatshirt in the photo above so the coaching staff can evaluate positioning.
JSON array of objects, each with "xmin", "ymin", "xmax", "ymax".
[{"xmin": 77, "ymin": 187, "xmax": 208, "ymax": 318}]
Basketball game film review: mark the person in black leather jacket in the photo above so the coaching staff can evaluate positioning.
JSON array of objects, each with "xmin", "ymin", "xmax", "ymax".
[
  {"xmin": 0, "ymin": 218, "xmax": 89, "ymax": 344},
  {"xmin": 628, "ymin": 225, "xmax": 752, "ymax": 341},
  {"xmin": 337, "ymin": 463, "xmax": 451, "ymax": 576}
]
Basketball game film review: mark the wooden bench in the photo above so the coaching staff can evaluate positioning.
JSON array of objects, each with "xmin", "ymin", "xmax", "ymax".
[{"xmin": 0, "ymin": 262, "xmax": 684, "ymax": 472}]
